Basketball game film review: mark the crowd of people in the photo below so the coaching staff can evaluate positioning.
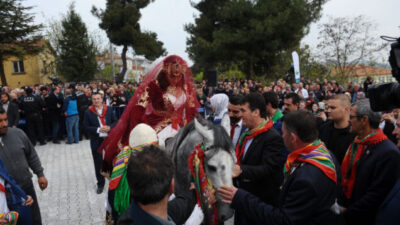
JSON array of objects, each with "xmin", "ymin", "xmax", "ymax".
[{"xmin": 0, "ymin": 54, "xmax": 399, "ymax": 225}]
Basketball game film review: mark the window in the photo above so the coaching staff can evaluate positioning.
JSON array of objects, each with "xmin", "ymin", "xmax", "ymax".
[{"xmin": 12, "ymin": 61, "xmax": 25, "ymax": 73}]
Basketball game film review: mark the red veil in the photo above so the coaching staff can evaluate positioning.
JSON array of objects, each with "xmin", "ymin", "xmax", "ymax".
[{"xmin": 99, "ymin": 55, "xmax": 200, "ymax": 169}]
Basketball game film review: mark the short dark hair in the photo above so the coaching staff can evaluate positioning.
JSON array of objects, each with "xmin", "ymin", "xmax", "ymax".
[
  {"xmin": 242, "ymin": 93, "xmax": 266, "ymax": 118},
  {"xmin": 126, "ymin": 145, "xmax": 174, "ymax": 205},
  {"xmin": 0, "ymin": 92, "xmax": 9, "ymax": 100},
  {"xmin": 282, "ymin": 110, "xmax": 318, "ymax": 143},
  {"xmin": 284, "ymin": 93, "xmax": 300, "ymax": 105},
  {"xmin": 25, "ymin": 87, "xmax": 33, "ymax": 95},
  {"xmin": 263, "ymin": 92, "xmax": 279, "ymax": 109},
  {"xmin": 229, "ymin": 94, "xmax": 244, "ymax": 106},
  {"xmin": 40, "ymin": 87, "xmax": 47, "ymax": 92}
]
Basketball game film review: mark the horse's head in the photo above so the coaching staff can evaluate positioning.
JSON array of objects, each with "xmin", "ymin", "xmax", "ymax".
[{"xmin": 194, "ymin": 114, "xmax": 236, "ymax": 222}]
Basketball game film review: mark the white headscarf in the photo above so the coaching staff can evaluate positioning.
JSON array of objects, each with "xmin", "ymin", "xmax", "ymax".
[{"xmin": 210, "ymin": 93, "xmax": 229, "ymax": 120}]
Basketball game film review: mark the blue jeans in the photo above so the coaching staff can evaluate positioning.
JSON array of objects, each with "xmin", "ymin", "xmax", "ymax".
[{"xmin": 65, "ymin": 115, "xmax": 79, "ymax": 143}]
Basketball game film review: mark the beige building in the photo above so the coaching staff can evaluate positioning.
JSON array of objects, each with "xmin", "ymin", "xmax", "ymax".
[{"xmin": 2, "ymin": 40, "xmax": 58, "ymax": 88}]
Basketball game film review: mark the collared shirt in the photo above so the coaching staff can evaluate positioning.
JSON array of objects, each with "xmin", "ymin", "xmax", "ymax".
[
  {"xmin": 96, "ymin": 106, "xmax": 108, "ymax": 137},
  {"xmin": 2, "ymin": 102, "xmax": 9, "ymax": 113},
  {"xmin": 232, "ymin": 120, "xmax": 243, "ymax": 148},
  {"xmin": 243, "ymin": 138, "xmax": 254, "ymax": 159}
]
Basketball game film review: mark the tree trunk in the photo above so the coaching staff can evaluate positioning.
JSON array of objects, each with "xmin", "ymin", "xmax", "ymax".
[
  {"xmin": 247, "ymin": 55, "xmax": 254, "ymax": 80},
  {"xmin": 118, "ymin": 45, "xmax": 128, "ymax": 83},
  {"xmin": 0, "ymin": 55, "xmax": 8, "ymax": 86}
]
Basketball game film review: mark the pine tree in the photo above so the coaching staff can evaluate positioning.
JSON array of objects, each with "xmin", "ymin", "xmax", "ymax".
[
  {"xmin": 92, "ymin": 0, "xmax": 166, "ymax": 82},
  {"xmin": 0, "ymin": 0, "xmax": 43, "ymax": 86},
  {"xmin": 57, "ymin": 4, "xmax": 98, "ymax": 82},
  {"xmin": 186, "ymin": 0, "xmax": 328, "ymax": 79}
]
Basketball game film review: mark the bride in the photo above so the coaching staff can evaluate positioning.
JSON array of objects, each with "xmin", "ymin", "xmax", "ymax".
[{"xmin": 99, "ymin": 55, "xmax": 200, "ymax": 170}]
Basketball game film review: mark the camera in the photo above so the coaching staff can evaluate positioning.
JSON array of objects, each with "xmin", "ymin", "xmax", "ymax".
[{"xmin": 368, "ymin": 36, "xmax": 400, "ymax": 111}]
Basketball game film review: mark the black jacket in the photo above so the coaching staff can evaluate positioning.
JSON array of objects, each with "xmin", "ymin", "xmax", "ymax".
[
  {"xmin": 20, "ymin": 94, "xmax": 44, "ymax": 116},
  {"xmin": 1, "ymin": 101, "xmax": 19, "ymax": 127},
  {"xmin": 117, "ymin": 191, "xmax": 196, "ymax": 225},
  {"xmin": 83, "ymin": 106, "xmax": 117, "ymax": 151},
  {"xmin": 319, "ymin": 120, "xmax": 355, "ymax": 164},
  {"xmin": 341, "ymin": 139, "xmax": 400, "ymax": 225},
  {"xmin": 232, "ymin": 163, "xmax": 342, "ymax": 225},
  {"xmin": 44, "ymin": 93, "xmax": 63, "ymax": 118},
  {"xmin": 234, "ymin": 127, "xmax": 284, "ymax": 224}
]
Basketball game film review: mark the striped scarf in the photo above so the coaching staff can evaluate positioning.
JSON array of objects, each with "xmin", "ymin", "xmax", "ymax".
[
  {"xmin": 341, "ymin": 129, "xmax": 387, "ymax": 199},
  {"xmin": 109, "ymin": 142, "xmax": 158, "ymax": 216},
  {"xmin": 284, "ymin": 140, "xmax": 337, "ymax": 183},
  {"xmin": 0, "ymin": 212, "xmax": 19, "ymax": 225},
  {"xmin": 235, "ymin": 120, "xmax": 273, "ymax": 164}
]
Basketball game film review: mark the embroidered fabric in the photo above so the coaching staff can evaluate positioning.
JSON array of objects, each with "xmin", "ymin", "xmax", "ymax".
[{"xmin": 99, "ymin": 55, "xmax": 199, "ymax": 168}]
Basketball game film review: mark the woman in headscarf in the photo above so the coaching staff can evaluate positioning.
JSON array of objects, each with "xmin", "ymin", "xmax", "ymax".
[{"xmin": 210, "ymin": 93, "xmax": 229, "ymax": 124}]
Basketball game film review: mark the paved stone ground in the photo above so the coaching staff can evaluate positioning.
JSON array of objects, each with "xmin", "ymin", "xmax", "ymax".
[
  {"xmin": 32, "ymin": 140, "xmax": 234, "ymax": 225},
  {"xmin": 33, "ymin": 140, "xmax": 107, "ymax": 225}
]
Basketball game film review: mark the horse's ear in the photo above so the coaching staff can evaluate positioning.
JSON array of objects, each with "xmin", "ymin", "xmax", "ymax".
[
  {"xmin": 194, "ymin": 117, "xmax": 214, "ymax": 144},
  {"xmin": 220, "ymin": 113, "xmax": 231, "ymax": 136}
]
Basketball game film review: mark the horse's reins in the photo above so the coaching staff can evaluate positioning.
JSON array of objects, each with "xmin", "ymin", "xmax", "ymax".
[{"xmin": 188, "ymin": 144, "xmax": 219, "ymax": 225}]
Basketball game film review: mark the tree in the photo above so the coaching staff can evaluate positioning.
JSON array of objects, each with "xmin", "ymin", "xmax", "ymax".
[
  {"xmin": 57, "ymin": 4, "xmax": 98, "ymax": 82},
  {"xmin": 317, "ymin": 15, "xmax": 387, "ymax": 83},
  {"xmin": 186, "ymin": 0, "xmax": 328, "ymax": 79},
  {"xmin": 0, "ymin": 0, "xmax": 43, "ymax": 86},
  {"xmin": 92, "ymin": 0, "xmax": 166, "ymax": 82}
]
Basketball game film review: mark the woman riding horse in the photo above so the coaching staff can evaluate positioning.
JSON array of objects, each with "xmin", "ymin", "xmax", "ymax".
[{"xmin": 100, "ymin": 55, "xmax": 200, "ymax": 171}]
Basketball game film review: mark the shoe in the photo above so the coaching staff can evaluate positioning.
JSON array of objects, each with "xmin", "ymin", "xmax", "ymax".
[
  {"xmin": 39, "ymin": 142, "xmax": 46, "ymax": 146},
  {"xmin": 65, "ymin": 141, "xmax": 73, "ymax": 144},
  {"xmin": 96, "ymin": 186, "xmax": 104, "ymax": 194},
  {"xmin": 53, "ymin": 140, "xmax": 60, "ymax": 144}
]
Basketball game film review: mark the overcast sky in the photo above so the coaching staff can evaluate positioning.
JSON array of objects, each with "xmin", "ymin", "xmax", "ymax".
[{"xmin": 26, "ymin": 0, "xmax": 400, "ymax": 65}]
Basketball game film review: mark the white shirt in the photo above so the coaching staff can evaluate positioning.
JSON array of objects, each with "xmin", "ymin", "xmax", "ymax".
[
  {"xmin": 96, "ymin": 107, "xmax": 108, "ymax": 137},
  {"xmin": 0, "ymin": 178, "xmax": 9, "ymax": 214},
  {"xmin": 232, "ymin": 120, "xmax": 243, "ymax": 148},
  {"xmin": 2, "ymin": 102, "xmax": 9, "ymax": 113}
]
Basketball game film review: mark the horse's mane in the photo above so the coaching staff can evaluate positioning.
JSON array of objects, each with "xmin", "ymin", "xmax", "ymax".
[{"xmin": 171, "ymin": 117, "xmax": 233, "ymax": 165}]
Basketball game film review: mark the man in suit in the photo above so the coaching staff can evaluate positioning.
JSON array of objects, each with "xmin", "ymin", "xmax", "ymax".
[
  {"xmin": 219, "ymin": 110, "xmax": 341, "ymax": 225},
  {"xmin": 339, "ymin": 99, "xmax": 400, "ymax": 225},
  {"xmin": 228, "ymin": 94, "xmax": 246, "ymax": 147},
  {"xmin": 83, "ymin": 92, "xmax": 117, "ymax": 194},
  {"xmin": 0, "ymin": 92, "xmax": 19, "ymax": 128},
  {"xmin": 232, "ymin": 93, "xmax": 284, "ymax": 225},
  {"xmin": 44, "ymin": 87, "xmax": 63, "ymax": 144}
]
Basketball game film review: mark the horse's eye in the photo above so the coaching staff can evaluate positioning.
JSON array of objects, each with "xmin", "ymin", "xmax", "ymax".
[{"xmin": 207, "ymin": 165, "xmax": 217, "ymax": 172}]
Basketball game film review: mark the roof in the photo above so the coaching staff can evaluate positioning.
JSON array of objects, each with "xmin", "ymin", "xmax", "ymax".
[{"xmin": 332, "ymin": 65, "xmax": 391, "ymax": 77}]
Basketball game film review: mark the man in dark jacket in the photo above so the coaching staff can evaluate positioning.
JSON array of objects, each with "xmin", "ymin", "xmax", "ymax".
[
  {"xmin": 0, "ymin": 92, "xmax": 19, "ymax": 128},
  {"xmin": 233, "ymin": 93, "xmax": 284, "ymax": 225},
  {"xmin": 117, "ymin": 145, "xmax": 196, "ymax": 225},
  {"xmin": 319, "ymin": 94, "xmax": 355, "ymax": 163},
  {"xmin": 339, "ymin": 99, "xmax": 400, "ymax": 225},
  {"xmin": 44, "ymin": 87, "xmax": 63, "ymax": 144},
  {"xmin": 20, "ymin": 87, "xmax": 46, "ymax": 146},
  {"xmin": 219, "ymin": 110, "xmax": 341, "ymax": 225},
  {"xmin": 83, "ymin": 92, "xmax": 117, "ymax": 194}
]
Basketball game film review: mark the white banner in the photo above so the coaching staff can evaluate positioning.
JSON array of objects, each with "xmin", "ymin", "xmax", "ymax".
[{"xmin": 292, "ymin": 51, "xmax": 301, "ymax": 83}]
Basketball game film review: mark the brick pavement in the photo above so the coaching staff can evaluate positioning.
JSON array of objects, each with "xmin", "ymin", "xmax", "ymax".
[{"xmin": 33, "ymin": 140, "xmax": 106, "ymax": 225}]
